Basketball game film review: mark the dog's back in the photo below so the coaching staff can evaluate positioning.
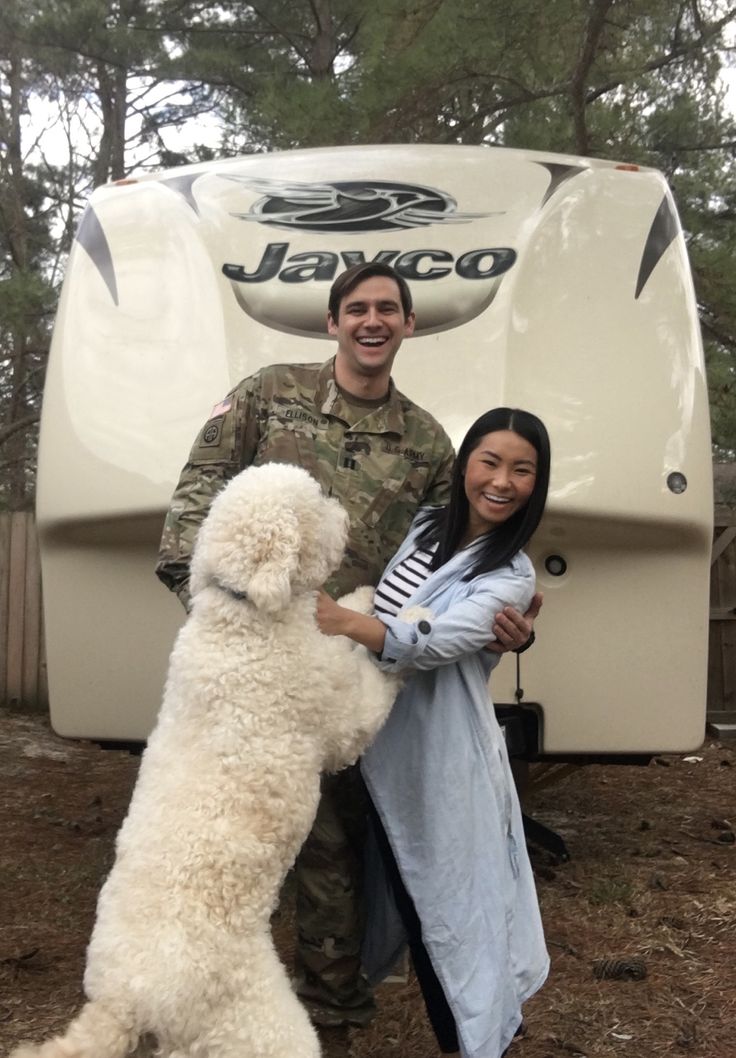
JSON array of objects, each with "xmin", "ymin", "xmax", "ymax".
[{"xmin": 9, "ymin": 466, "xmax": 394, "ymax": 1058}]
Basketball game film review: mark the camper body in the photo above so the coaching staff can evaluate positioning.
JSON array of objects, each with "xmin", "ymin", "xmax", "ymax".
[{"xmin": 36, "ymin": 145, "xmax": 712, "ymax": 752}]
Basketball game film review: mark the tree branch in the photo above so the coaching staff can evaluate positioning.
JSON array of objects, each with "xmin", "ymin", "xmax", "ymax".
[
  {"xmin": 585, "ymin": 4, "xmax": 736, "ymax": 104},
  {"xmin": 0, "ymin": 413, "xmax": 40, "ymax": 447},
  {"xmin": 569, "ymin": 0, "xmax": 616, "ymax": 155}
]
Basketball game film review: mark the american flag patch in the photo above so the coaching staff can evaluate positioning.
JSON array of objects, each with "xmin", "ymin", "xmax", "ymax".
[{"xmin": 209, "ymin": 397, "xmax": 232, "ymax": 418}]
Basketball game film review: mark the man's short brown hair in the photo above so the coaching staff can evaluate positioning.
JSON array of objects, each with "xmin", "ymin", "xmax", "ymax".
[{"xmin": 328, "ymin": 263, "xmax": 413, "ymax": 321}]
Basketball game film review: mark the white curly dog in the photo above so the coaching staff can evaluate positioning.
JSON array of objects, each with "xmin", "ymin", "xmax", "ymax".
[{"xmin": 11, "ymin": 463, "xmax": 403, "ymax": 1058}]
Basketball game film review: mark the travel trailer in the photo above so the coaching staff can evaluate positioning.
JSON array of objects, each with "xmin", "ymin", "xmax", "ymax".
[{"xmin": 36, "ymin": 145, "xmax": 712, "ymax": 754}]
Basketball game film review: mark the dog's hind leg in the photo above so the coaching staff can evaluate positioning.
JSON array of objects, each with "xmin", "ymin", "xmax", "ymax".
[
  {"xmin": 128, "ymin": 1034, "xmax": 158, "ymax": 1058},
  {"xmin": 9, "ymin": 999, "xmax": 138, "ymax": 1058},
  {"xmin": 197, "ymin": 1018, "xmax": 320, "ymax": 1058},
  {"xmin": 185, "ymin": 951, "xmax": 320, "ymax": 1058}
]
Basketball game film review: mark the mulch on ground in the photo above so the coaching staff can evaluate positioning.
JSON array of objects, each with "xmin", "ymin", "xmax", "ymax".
[{"xmin": 0, "ymin": 711, "xmax": 733, "ymax": 1057}]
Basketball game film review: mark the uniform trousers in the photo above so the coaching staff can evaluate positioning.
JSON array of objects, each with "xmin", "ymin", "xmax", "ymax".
[{"xmin": 294, "ymin": 765, "xmax": 376, "ymax": 1025}]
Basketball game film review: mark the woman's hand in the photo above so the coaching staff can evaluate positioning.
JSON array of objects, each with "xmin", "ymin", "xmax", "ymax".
[
  {"xmin": 316, "ymin": 590, "xmax": 351, "ymax": 637},
  {"xmin": 316, "ymin": 590, "xmax": 388, "ymax": 654}
]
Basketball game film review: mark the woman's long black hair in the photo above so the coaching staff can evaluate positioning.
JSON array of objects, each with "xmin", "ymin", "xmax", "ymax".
[{"xmin": 417, "ymin": 407, "xmax": 550, "ymax": 580}]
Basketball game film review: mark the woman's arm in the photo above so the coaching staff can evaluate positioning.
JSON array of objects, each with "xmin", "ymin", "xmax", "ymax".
[
  {"xmin": 316, "ymin": 591, "xmax": 387, "ymax": 653},
  {"xmin": 379, "ymin": 560, "xmax": 534, "ymax": 673},
  {"xmin": 317, "ymin": 561, "xmax": 535, "ymax": 674},
  {"xmin": 379, "ymin": 585, "xmax": 529, "ymax": 673}
]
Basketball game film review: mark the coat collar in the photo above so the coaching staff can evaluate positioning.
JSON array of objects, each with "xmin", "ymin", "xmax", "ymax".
[
  {"xmin": 381, "ymin": 513, "xmax": 486, "ymax": 609},
  {"xmin": 315, "ymin": 358, "xmax": 405, "ymax": 435}
]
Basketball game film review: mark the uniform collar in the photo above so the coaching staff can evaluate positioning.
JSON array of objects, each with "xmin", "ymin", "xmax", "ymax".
[{"xmin": 316, "ymin": 358, "xmax": 405, "ymax": 435}]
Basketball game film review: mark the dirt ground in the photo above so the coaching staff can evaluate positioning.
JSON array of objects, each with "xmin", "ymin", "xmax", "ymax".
[{"xmin": 0, "ymin": 710, "xmax": 734, "ymax": 1058}]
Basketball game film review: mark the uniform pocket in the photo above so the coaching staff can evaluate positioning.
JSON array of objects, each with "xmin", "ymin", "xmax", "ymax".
[
  {"xmin": 255, "ymin": 416, "xmax": 316, "ymax": 470},
  {"xmin": 359, "ymin": 478, "xmax": 405, "ymax": 529},
  {"xmin": 358, "ymin": 465, "xmax": 430, "ymax": 531}
]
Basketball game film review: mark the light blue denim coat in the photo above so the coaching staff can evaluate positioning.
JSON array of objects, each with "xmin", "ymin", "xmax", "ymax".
[{"xmin": 361, "ymin": 515, "xmax": 549, "ymax": 1058}]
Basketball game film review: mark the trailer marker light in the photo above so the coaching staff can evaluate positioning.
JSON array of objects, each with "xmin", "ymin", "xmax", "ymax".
[
  {"xmin": 615, "ymin": 164, "xmax": 640, "ymax": 172},
  {"xmin": 667, "ymin": 472, "xmax": 687, "ymax": 494},
  {"xmin": 544, "ymin": 555, "xmax": 567, "ymax": 577}
]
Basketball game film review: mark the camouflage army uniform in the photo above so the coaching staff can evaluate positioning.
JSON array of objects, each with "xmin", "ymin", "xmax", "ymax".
[{"xmin": 156, "ymin": 357, "xmax": 454, "ymax": 1026}]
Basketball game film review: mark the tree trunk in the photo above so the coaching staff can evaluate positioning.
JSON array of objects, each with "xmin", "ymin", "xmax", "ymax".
[{"xmin": 2, "ymin": 49, "xmax": 33, "ymax": 507}]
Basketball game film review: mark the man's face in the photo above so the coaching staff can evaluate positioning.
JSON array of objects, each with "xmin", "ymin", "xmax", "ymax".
[{"xmin": 327, "ymin": 275, "xmax": 416, "ymax": 381}]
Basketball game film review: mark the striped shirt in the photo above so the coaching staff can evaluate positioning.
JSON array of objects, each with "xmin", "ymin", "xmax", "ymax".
[{"xmin": 374, "ymin": 544, "xmax": 437, "ymax": 618}]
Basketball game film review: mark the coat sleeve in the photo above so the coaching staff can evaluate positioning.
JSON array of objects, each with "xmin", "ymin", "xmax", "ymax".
[
  {"xmin": 154, "ymin": 375, "xmax": 261, "ymax": 608},
  {"xmin": 375, "ymin": 561, "xmax": 535, "ymax": 673}
]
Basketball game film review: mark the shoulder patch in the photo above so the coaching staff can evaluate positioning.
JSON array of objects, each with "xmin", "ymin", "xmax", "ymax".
[
  {"xmin": 209, "ymin": 397, "xmax": 232, "ymax": 418},
  {"xmin": 200, "ymin": 418, "xmax": 224, "ymax": 447}
]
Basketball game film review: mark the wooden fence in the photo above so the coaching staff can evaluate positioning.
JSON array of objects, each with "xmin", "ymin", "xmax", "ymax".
[
  {"xmin": 0, "ymin": 511, "xmax": 47, "ymax": 711},
  {"xmin": 1, "ymin": 511, "xmax": 736, "ymax": 727},
  {"xmin": 708, "ymin": 513, "xmax": 736, "ymax": 728}
]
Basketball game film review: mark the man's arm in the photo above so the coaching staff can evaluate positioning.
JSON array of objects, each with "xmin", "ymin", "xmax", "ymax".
[{"xmin": 155, "ymin": 380, "xmax": 261, "ymax": 609}]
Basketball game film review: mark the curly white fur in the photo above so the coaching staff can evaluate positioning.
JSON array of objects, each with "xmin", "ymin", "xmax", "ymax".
[{"xmin": 10, "ymin": 464, "xmax": 400, "ymax": 1058}]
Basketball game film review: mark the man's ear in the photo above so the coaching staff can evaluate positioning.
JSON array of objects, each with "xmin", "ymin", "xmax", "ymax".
[
  {"xmin": 327, "ymin": 311, "xmax": 338, "ymax": 336},
  {"xmin": 403, "ymin": 310, "xmax": 416, "ymax": 338}
]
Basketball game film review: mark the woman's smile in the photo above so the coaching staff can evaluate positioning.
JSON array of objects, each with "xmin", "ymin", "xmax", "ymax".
[{"xmin": 463, "ymin": 430, "xmax": 538, "ymax": 541}]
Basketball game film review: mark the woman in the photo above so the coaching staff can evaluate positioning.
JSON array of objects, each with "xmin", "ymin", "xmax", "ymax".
[{"xmin": 316, "ymin": 407, "xmax": 550, "ymax": 1058}]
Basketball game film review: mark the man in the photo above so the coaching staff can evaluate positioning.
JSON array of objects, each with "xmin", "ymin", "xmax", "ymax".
[{"xmin": 156, "ymin": 262, "xmax": 538, "ymax": 1053}]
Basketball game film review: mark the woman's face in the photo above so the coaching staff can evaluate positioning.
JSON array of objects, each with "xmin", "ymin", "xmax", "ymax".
[{"xmin": 463, "ymin": 429, "xmax": 538, "ymax": 541}]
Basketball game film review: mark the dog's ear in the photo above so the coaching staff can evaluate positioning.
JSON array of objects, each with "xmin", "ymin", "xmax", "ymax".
[
  {"xmin": 248, "ymin": 561, "xmax": 294, "ymax": 612},
  {"xmin": 246, "ymin": 516, "xmax": 301, "ymax": 612}
]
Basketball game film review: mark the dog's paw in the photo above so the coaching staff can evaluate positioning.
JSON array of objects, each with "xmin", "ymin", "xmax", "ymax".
[
  {"xmin": 336, "ymin": 585, "xmax": 375, "ymax": 615},
  {"xmin": 323, "ymin": 749, "xmax": 359, "ymax": 774},
  {"xmin": 397, "ymin": 604, "xmax": 435, "ymax": 625}
]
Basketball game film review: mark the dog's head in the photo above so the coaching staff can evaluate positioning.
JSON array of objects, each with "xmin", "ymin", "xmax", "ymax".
[{"xmin": 189, "ymin": 463, "xmax": 349, "ymax": 613}]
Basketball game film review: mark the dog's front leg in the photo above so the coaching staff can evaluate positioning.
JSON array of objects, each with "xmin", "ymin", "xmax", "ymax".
[
  {"xmin": 321, "ymin": 647, "xmax": 401, "ymax": 773},
  {"xmin": 335, "ymin": 585, "xmax": 375, "ymax": 617}
]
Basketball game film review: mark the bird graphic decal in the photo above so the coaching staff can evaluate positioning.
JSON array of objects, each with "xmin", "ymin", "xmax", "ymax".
[{"xmin": 223, "ymin": 176, "xmax": 494, "ymax": 233}]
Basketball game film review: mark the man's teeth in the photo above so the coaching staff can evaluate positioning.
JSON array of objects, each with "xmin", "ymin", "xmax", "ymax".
[{"xmin": 358, "ymin": 337, "xmax": 386, "ymax": 345}]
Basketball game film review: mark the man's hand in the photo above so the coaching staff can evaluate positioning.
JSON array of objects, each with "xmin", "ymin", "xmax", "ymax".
[{"xmin": 487, "ymin": 592, "xmax": 543, "ymax": 654}]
